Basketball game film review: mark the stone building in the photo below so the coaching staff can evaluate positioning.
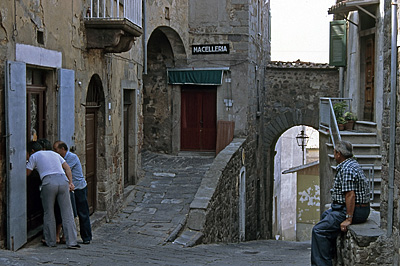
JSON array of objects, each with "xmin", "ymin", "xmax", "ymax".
[
  {"xmin": 319, "ymin": 0, "xmax": 400, "ymax": 264},
  {"xmin": 0, "ymin": 0, "xmax": 144, "ymax": 250},
  {"xmin": 0, "ymin": 0, "xmax": 272, "ymax": 251}
]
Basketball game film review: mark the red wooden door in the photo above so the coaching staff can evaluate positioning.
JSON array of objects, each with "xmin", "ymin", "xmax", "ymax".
[
  {"xmin": 85, "ymin": 109, "xmax": 97, "ymax": 214},
  {"xmin": 181, "ymin": 86, "xmax": 216, "ymax": 151}
]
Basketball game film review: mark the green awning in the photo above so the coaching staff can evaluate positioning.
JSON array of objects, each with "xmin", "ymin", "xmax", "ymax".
[{"xmin": 167, "ymin": 68, "xmax": 228, "ymax": 85}]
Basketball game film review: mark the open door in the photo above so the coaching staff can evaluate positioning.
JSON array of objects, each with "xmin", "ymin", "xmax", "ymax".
[{"xmin": 5, "ymin": 61, "xmax": 27, "ymax": 251}]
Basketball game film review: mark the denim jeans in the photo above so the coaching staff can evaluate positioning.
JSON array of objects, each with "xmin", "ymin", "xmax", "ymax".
[
  {"xmin": 74, "ymin": 186, "xmax": 92, "ymax": 242},
  {"xmin": 311, "ymin": 203, "xmax": 370, "ymax": 266}
]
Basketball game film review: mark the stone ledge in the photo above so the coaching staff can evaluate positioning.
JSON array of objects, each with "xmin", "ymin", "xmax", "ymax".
[{"xmin": 347, "ymin": 210, "xmax": 384, "ymax": 247}]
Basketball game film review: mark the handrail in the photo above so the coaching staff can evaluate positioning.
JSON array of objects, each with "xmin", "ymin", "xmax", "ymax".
[
  {"xmin": 319, "ymin": 97, "xmax": 352, "ymax": 147},
  {"xmin": 361, "ymin": 164, "xmax": 375, "ymax": 201}
]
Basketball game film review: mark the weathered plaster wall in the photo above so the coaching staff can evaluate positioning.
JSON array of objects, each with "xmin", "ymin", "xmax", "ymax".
[{"xmin": 0, "ymin": 0, "xmax": 144, "ymax": 247}]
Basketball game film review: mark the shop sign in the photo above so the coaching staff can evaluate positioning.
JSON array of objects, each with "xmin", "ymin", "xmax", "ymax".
[{"xmin": 192, "ymin": 44, "xmax": 229, "ymax": 55}]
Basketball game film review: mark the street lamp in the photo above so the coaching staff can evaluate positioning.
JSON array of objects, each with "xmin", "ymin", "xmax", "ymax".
[{"xmin": 296, "ymin": 129, "xmax": 309, "ymax": 164}]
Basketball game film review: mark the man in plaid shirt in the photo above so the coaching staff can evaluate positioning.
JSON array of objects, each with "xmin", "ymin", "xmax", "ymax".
[{"xmin": 311, "ymin": 140, "xmax": 370, "ymax": 266}]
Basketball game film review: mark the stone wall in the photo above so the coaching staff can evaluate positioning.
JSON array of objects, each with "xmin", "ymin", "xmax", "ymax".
[
  {"xmin": 184, "ymin": 137, "xmax": 261, "ymax": 243},
  {"xmin": 334, "ymin": 211, "xmax": 393, "ymax": 265}
]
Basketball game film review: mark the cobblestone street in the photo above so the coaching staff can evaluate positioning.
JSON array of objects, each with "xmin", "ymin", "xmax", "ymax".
[{"xmin": 0, "ymin": 152, "xmax": 311, "ymax": 265}]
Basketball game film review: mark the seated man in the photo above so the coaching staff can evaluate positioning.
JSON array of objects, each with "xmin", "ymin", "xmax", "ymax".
[{"xmin": 311, "ymin": 140, "xmax": 370, "ymax": 265}]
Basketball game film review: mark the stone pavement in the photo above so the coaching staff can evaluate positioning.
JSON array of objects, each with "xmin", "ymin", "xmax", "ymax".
[{"xmin": 0, "ymin": 151, "xmax": 311, "ymax": 265}]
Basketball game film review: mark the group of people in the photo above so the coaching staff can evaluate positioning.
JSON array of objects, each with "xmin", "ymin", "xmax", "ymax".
[
  {"xmin": 26, "ymin": 140, "xmax": 92, "ymax": 249},
  {"xmin": 311, "ymin": 140, "xmax": 371, "ymax": 266}
]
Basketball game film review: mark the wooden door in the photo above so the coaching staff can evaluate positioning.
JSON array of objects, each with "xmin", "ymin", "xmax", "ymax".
[
  {"xmin": 85, "ymin": 108, "xmax": 97, "ymax": 214},
  {"xmin": 364, "ymin": 36, "xmax": 375, "ymax": 121},
  {"xmin": 6, "ymin": 61, "xmax": 27, "ymax": 250},
  {"xmin": 181, "ymin": 86, "xmax": 216, "ymax": 151}
]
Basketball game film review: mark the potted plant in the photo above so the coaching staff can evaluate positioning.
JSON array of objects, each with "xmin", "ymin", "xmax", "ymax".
[
  {"xmin": 333, "ymin": 101, "xmax": 348, "ymax": 118},
  {"xmin": 344, "ymin": 111, "xmax": 357, "ymax": 130},
  {"xmin": 333, "ymin": 101, "xmax": 348, "ymax": 129},
  {"xmin": 337, "ymin": 116, "xmax": 346, "ymax": 130}
]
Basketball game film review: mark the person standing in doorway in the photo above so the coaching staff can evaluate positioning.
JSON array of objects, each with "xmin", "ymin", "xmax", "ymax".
[
  {"xmin": 311, "ymin": 140, "xmax": 370, "ymax": 265},
  {"xmin": 53, "ymin": 140, "xmax": 92, "ymax": 244},
  {"xmin": 26, "ymin": 141, "xmax": 80, "ymax": 249}
]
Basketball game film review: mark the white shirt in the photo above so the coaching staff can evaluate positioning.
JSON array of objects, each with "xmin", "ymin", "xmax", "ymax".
[{"xmin": 26, "ymin": 150, "xmax": 67, "ymax": 181}]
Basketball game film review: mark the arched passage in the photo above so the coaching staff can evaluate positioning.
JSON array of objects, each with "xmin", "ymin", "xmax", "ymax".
[
  {"xmin": 143, "ymin": 26, "xmax": 187, "ymax": 153},
  {"xmin": 273, "ymin": 125, "xmax": 320, "ymax": 241},
  {"xmin": 261, "ymin": 63, "xmax": 339, "ymax": 238}
]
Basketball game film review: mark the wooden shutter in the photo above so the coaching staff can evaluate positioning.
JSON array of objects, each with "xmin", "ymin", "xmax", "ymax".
[
  {"xmin": 5, "ymin": 61, "xmax": 27, "ymax": 250},
  {"xmin": 329, "ymin": 20, "xmax": 347, "ymax": 67},
  {"xmin": 58, "ymin": 68, "xmax": 75, "ymax": 149}
]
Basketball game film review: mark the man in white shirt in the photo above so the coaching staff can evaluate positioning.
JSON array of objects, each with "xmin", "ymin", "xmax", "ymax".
[{"xmin": 26, "ymin": 141, "xmax": 80, "ymax": 249}]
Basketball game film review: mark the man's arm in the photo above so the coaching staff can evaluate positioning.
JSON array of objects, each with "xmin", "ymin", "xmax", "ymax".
[
  {"xmin": 341, "ymin": 190, "xmax": 355, "ymax": 231},
  {"xmin": 62, "ymin": 162, "xmax": 75, "ymax": 191},
  {"xmin": 27, "ymin": 169, "xmax": 32, "ymax": 176}
]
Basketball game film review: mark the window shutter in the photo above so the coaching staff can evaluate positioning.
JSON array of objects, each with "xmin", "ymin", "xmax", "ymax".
[
  {"xmin": 5, "ymin": 61, "xmax": 27, "ymax": 251},
  {"xmin": 58, "ymin": 68, "xmax": 75, "ymax": 149},
  {"xmin": 329, "ymin": 20, "xmax": 347, "ymax": 67}
]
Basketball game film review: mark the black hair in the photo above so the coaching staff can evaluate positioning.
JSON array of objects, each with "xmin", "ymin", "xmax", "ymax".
[
  {"xmin": 37, "ymin": 138, "xmax": 52, "ymax": 151},
  {"xmin": 27, "ymin": 141, "xmax": 43, "ymax": 153}
]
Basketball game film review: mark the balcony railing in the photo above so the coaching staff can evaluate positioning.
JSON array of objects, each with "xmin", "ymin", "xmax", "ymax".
[
  {"xmin": 84, "ymin": 0, "xmax": 143, "ymax": 53},
  {"xmin": 87, "ymin": 0, "xmax": 142, "ymax": 28}
]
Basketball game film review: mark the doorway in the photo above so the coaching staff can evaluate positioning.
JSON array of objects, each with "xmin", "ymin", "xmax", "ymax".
[
  {"xmin": 363, "ymin": 36, "xmax": 375, "ymax": 121},
  {"xmin": 26, "ymin": 68, "xmax": 46, "ymax": 234},
  {"xmin": 180, "ymin": 85, "xmax": 217, "ymax": 151},
  {"xmin": 85, "ymin": 75, "xmax": 104, "ymax": 214}
]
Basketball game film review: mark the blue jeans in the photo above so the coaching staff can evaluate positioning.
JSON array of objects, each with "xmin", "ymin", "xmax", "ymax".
[
  {"xmin": 74, "ymin": 186, "xmax": 92, "ymax": 242},
  {"xmin": 311, "ymin": 203, "xmax": 370, "ymax": 266}
]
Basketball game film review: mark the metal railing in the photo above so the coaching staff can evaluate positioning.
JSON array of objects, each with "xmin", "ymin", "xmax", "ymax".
[
  {"xmin": 319, "ymin": 97, "xmax": 352, "ymax": 147},
  {"xmin": 87, "ymin": 0, "xmax": 142, "ymax": 28},
  {"xmin": 320, "ymin": 98, "xmax": 377, "ymax": 202},
  {"xmin": 361, "ymin": 164, "xmax": 375, "ymax": 201}
]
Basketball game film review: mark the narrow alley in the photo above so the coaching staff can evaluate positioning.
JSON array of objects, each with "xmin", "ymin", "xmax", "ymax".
[{"xmin": 0, "ymin": 152, "xmax": 310, "ymax": 265}]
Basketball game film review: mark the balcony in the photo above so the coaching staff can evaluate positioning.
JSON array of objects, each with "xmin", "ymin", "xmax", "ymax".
[{"xmin": 84, "ymin": 0, "xmax": 143, "ymax": 53}]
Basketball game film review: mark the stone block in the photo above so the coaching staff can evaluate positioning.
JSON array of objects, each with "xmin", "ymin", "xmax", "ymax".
[{"xmin": 187, "ymin": 209, "xmax": 206, "ymax": 231}]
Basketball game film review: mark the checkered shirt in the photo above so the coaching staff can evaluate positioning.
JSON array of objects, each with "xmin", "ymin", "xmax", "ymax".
[{"xmin": 331, "ymin": 157, "xmax": 370, "ymax": 204}]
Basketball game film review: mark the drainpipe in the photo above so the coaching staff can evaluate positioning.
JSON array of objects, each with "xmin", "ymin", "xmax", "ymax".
[
  {"xmin": 339, "ymin": 67, "xmax": 344, "ymax": 98},
  {"xmin": 388, "ymin": 1, "xmax": 397, "ymax": 237},
  {"xmin": 143, "ymin": 0, "xmax": 147, "ymax": 75}
]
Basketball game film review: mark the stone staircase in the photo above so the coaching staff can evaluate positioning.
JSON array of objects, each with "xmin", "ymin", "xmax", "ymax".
[{"xmin": 326, "ymin": 121, "xmax": 381, "ymax": 210}]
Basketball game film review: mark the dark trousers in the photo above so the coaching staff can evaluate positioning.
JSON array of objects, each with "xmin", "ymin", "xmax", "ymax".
[
  {"xmin": 311, "ymin": 203, "xmax": 370, "ymax": 266},
  {"xmin": 74, "ymin": 186, "xmax": 92, "ymax": 242}
]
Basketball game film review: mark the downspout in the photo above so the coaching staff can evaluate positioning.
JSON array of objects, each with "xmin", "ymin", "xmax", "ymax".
[
  {"xmin": 388, "ymin": 0, "xmax": 397, "ymax": 237},
  {"xmin": 339, "ymin": 67, "xmax": 344, "ymax": 98},
  {"xmin": 143, "ymin": 0, "xmax": 147, "ymax": 75}
]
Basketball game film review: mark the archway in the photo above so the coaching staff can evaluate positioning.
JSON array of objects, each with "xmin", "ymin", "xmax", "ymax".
[
  {"xmin": 273, "ymin": 125, "xmax": 320, "ymax": 242},
  {"xmin": 143, "ymin": 26, "xmax": 187, "ymax": 154},
  {"xmin": 85, "ymin": 74, "xmax": 105, "ymax": 214}
]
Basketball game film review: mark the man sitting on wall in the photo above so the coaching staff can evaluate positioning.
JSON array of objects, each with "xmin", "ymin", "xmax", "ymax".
[{"xmin": 311, "ymin": 140, "xmax": 370, "ymax": 266}]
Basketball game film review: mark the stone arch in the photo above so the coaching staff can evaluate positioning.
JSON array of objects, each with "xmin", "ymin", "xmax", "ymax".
[
  {"xmin": 156, "ymin": 26, "xmax": 187, "ymax": 66},
  {"xmin": 261, "ymin": 64, "xmax": 339, "ymax": 238},
  {"xmin": 143, "ymin": 26, "xmax": 187, "ymax": 153}
]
